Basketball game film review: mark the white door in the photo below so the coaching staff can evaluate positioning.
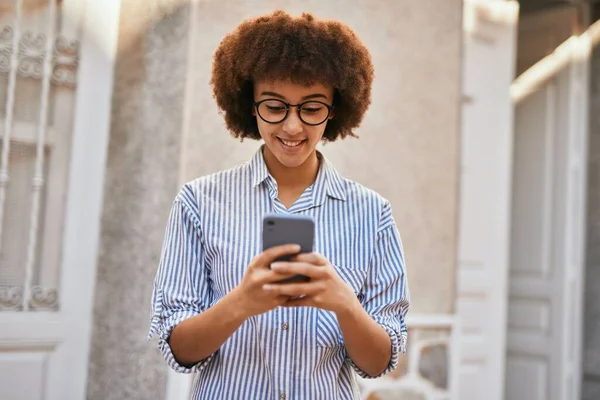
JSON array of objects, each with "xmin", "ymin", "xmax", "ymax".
[
  {"xmin": 0, "ymin": 1, "xmax": 119, "ymax": 399},
  {"xmin": 457, "ymin": 1, "xmax": 518, "ymax": 399},
  {"xmin": 506, "ymin": 33, "xmax": 590, "ymax": 400}
]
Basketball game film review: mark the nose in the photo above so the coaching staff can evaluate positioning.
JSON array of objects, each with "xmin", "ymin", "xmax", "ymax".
[{"xmin": 282, "ymin": 109, "xmax": 303, "ymax": 136}]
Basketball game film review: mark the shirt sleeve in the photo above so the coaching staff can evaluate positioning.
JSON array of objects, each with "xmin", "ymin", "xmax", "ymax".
[
  {"xmin": 147, "ymin": 192, "xmax": 214, "ymax": 373},
  {"xmin": 350, "ymin": 201, "xmax": 410, "ymax": 379}
]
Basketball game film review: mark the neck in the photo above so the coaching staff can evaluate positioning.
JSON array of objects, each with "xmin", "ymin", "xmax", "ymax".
[{"xmin": 262, "ymin": 146, "xmax": 320, "ymax": 190}]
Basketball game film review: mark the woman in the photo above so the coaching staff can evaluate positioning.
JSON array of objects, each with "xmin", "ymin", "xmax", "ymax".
[{"xmin": 148, "ymin": 10, "xmax": 410, "ymax": 400}]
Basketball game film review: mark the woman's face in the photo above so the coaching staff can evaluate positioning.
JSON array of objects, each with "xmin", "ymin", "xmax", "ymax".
[{"xmin": 253, "ymin": 80, "xmax": 335, "ymax": 169}]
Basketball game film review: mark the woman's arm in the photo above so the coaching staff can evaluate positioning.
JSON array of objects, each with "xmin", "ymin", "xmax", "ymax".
[
  {"xmin": 269, "ymin": 201, "xmax": 409, "ymax": 378},
  {"xmin": 168, "ymin": 244, "xmax": 304, "ymax": 366},
  {"xmin": 169, "ymin": 289, "xmax": 247, "ymax": 366},
  {"xmin": 268, "ymin": 253, "xmax": 404, "ymax": 378},
  {"xmin": 335, "ymin": 297, "xmax": 392, "ymax": 377},
  {"xmin": 149, "ymin": 192, "xmax": 302, "ymax": 371}
]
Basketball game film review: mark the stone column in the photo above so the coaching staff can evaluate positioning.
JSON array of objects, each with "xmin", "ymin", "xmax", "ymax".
[{"xmin": 86, "ymin": 1, "xmax": 192, "ymax": 399}]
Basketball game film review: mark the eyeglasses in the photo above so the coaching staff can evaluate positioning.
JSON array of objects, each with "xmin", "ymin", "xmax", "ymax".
[{"xmin": 253, "ymin": 99, "xmax": 334, "ymax": 126}]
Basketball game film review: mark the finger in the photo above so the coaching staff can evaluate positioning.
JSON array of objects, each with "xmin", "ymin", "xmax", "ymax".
[
  {"xmin": 253, "ymin": 244, "xmax": 301, "ymax": 268},
  {"xmin": 258, "ymin": 269, "xmax": 309, "ymax": 285},
  {"xmin": 252, "ymin": 266, "xmax": 309, "ymax": 286},
  {"xmin": 269, "ymin": 261, "xmax": 328, "ymax": 279},
  {"xmin": 252, "ymin": 267, "xmax": 299, "ymax": 286},
  {"xmin": 282, "ymin": 296, "xmax": 314, "ymax": 308},
  {"xmin": 263, "ymin": 282, "xmax": 324, "ymax": 297},
  {"xmin": 293, "ymin": 252, "xmax": 328, "ymax": 266}
]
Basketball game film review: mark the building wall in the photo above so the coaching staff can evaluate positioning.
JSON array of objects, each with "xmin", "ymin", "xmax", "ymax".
[
  {"xmin": 583, "ymin": 5, "xmax": 600, "ymax": 400},
  {"xmin": 88, "ymin": 0, "xmax": 463, "ymax": 398},
  {"xmin": 518, "ymin": 0, "xmax": 588, "ymax": 14},
  {"xmin": 516, "ymin": 5, "xmax": 580, "ymax": 76},
  {"xmin": 181, "ymin": 0, "xmax": 462, "ymax": 316}
]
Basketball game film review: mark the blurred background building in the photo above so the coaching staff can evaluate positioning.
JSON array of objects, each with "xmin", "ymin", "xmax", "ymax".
[{"xmin": 0, "ymin": 0, "xmax": 598, "ymax": 399}]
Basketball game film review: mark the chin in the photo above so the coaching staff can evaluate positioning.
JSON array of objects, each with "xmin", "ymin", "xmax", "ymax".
[
  {"xmin": 282, "ymin": 158, "xmax": 308, "ymax": 169},
  {"xmin": 264, "ymin": 138, "xmax": 314, "ymax": 168},
  {"xmin": 273, "ymin": 152, "xmax": 310, "ymax": 168}
]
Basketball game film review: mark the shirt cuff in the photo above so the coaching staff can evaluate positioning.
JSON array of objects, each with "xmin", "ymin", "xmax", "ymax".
[
  {"xmin": 349, "ymin": 316, "xmax": 407, "ymax": 379},
  {"xmin": 153, "ymin": 310, "xmax": 215, "ymax": 374}
]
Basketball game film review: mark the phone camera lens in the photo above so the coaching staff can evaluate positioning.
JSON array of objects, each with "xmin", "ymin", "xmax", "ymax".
[{"xmin": 267, "ymin": 220, "xmax": 275, "ymax": 226}]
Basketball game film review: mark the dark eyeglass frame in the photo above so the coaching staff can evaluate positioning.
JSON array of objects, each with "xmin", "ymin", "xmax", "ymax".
[{"xmin": 253, "ymin": 98, "xmax": 335, "ymax": 126}]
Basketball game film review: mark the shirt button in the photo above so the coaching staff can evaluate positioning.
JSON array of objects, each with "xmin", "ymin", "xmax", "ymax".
[
  {"xmin": 282, "ymin": 322, "xmax": 289, "ymax": 330},
  {"xmin": 280, "ymin": 393, "xmax": 286, "ymax": 399}
]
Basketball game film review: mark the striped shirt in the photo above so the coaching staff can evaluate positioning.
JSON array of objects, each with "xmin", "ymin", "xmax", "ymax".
[{"xmin": 148, "ymin": 146, "xmax": 410, "ymax": 400}]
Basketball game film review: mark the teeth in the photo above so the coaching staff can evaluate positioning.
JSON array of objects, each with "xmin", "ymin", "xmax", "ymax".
[{"xmin": 280, "ymin": 138, "xmax": 303, "ymax": 147}]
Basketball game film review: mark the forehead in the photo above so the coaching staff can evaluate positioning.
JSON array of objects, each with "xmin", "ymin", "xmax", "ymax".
[{"xmin": 254, "ymin": 80, "xmax": 334, "ymax": 100}]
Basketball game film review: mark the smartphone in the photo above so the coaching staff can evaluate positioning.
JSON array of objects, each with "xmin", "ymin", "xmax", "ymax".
[{"xmin": 262, "ymin": 213, "xmax": 314, "ymax": 283}]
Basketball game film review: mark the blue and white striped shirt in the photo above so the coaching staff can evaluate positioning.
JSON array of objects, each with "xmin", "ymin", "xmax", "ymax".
[{"xmin": 148, "ymin": 146, "xmax": 409, "ymax": 399}]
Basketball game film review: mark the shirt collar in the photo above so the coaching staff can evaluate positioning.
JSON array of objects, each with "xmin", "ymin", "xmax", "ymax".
[
  {"xmin": 250, "ymin": 146, "xmax": 271, "ymax": 188},
  {"xmin": 249, "ymin": 145, "xmax": 346, "ymax": 202}
]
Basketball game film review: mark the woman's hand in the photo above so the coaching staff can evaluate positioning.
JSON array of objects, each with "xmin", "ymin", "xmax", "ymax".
[
  {"xmin": 265, "ymin": 252, "xmax": 395, "ymax": 377},
  {"xmin": 231, "ymin": 244, "xmax": 303, "ymax": 319},
  {"xmin": 264, "ymin": 252, "xmax": 359, "ymax": 315}
]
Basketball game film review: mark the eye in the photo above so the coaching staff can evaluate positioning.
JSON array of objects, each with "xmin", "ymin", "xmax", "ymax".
[
  {"xmin": 301, "ymin": 101, "xmax": 328, "ymax": 114},
  {"xmin": 302, "ymin": 105, "xmax": 324, "ymax": 114},
  {"xmin": 303, "ymin": 107, "xmax": 321, "ymax": 114},
  {"xmin": 261, "ymin": 100, "xmax": 287, "ymax": 114}
]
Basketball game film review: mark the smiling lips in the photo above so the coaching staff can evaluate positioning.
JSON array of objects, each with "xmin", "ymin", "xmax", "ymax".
[{"xmin": 278, "ymin": 137, "xmax": 305, "ymax": 147}]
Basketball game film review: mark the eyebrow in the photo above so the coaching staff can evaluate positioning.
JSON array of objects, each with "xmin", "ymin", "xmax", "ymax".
[{"xmin": 260, "ymin": 91, "xmax": 329, "ymax": 101}]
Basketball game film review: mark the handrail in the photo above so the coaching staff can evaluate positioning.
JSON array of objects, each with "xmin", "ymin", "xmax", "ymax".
[{"xmin": 511, "ymin": 19, "xmax": 600, "ymax": 104}]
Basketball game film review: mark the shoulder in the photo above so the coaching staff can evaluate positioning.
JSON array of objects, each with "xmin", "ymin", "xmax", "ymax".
[
  {"xmin": 343, "ymin": 178, "xmax": 390, "ymax": 208},
  {"xmin": 341, "ymin": 178, "xmax": 394, "ymax": 227},
  {"xmin": 175, "ymin": 162, "xmax": 251, "ymax": 211}
]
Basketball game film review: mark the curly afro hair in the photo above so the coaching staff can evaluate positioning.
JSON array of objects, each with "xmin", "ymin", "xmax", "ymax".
[{"xmin": 210, "ymin": 10, "xmax": 374, "ymax": 142}]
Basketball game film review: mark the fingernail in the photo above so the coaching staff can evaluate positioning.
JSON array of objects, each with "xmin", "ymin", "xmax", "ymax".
[
  {"xmin": 263, "ymin": 284, "xmax": 275, "ymax": 291},
  {"xmin": 271, "ymin": 262, "xmax": 283, "ymax": 270}
]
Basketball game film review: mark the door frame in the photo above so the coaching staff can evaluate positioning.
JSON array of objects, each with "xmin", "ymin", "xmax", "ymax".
[
  {"xmin": 46, "ymin": 0, "xmax": 121, "ymax": 397},
  {"xmin": 508, "ymin": 18, "xmax": 595, "ymax": 400},
  {"xmin": 0, "ymin": 0, "xmax": 120, "ymax": 397},
  {"xmin": 457, "ymin": 1, "xmax": 519, "ymax": 399}
]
